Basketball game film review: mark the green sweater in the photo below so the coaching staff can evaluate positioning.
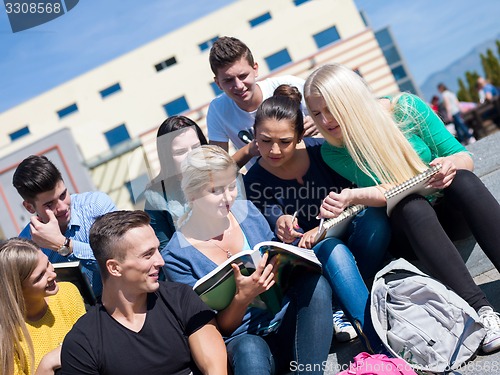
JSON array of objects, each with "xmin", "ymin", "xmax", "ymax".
[{"xmin": 321, "ymin": 93, "xmax": 467, "ymax": 187}]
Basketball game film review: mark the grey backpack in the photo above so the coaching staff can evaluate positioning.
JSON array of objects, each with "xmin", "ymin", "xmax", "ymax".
[{"xmin": 370, "ymin": 258, "xmax": 486, "ymax": 373}]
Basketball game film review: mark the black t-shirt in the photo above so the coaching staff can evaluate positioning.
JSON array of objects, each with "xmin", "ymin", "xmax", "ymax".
[{"xmin": 61, "ymin": 282, "xmax": 215, "ymax": 375}]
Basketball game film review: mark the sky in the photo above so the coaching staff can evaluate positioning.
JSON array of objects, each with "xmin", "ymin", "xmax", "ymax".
[
  {"xmin": 355, "ymin": 0, "xmax": 500, "ymax": 85},
  {"xmin": 1, "ymin": 0, "xmax": 500, "ymax": 114}
]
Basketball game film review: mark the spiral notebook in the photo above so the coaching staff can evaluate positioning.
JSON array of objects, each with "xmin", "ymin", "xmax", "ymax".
[
  {"xmin": 385, "ymin": 164, "xmax": 442, "ymax": 216},
  {"xmin": 314, "ymin": 204, "xmax": 366, "ymax": 245}
]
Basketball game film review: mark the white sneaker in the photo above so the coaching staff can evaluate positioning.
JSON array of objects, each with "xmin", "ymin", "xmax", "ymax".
[
  {"xmin": 332, "ymin": 309, "xmax": 357, "ymax": 342},
  {"xmin": 478, "ymin": 306, "xmax": 500, "ymax": 353}
]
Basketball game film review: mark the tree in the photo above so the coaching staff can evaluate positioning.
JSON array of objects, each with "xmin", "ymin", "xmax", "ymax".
[
  {"xmin": 480, "ymin": 49, "xmax": 500, "ymax": 86},
  {"xmin": 457, "ymin": 39, "xmax": 500, "ymax": 102},
  {"xmin": 458, "ymin": 69, "xmax": 480, "ymax": 102},
  {"xmin": 457, "ymin": 78, "xmax": 471, "ymax": 102}
]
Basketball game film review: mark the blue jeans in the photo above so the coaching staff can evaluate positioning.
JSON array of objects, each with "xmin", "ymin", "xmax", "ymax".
[
  {"xmin": 313, "ymin": 207, "xmax": 390, "ymax": 352},
  {"xmin": 452, "ymin": 113, "xmax": 471, "ymax": 143},
  {"xmin": 226, "ymin": 273, "xmax": 333, "ymax": 375}
]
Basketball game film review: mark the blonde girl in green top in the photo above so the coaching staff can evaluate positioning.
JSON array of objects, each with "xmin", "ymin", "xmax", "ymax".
[{"xmin": 304, "ymin": 63, "xmax": 500, "ymax": 354}]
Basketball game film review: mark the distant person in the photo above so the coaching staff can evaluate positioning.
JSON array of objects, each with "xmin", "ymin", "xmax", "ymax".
[
  {"xmin": 430, "ymin": 95, "xmax": 447, "ymax": 123},
  {"xmin": 430, "ymin": 95, "xmax": 440, "ymax": 113},
  {"xmin": 206, "ymin": 36, "xmax": 318, "ymax": 168},
  {"xmin": 437, "ymin": 83, "xmax": 473, "ymax": 144},
  {"xmin": 0, "ymin": 238, "xmax": 85, "ymax": 375},
  {"xmin": 61, "ymin": 210, "xmax": 227, "ymax": 375},
  {"xmin": 477, "ymin": 76, "xmax": 499, "ymax": 103},
  {"xmin": 13, "ymin": 155, "xmax": 117, "ymax": 297},
  {"xmin": 143, "ymin": 116, "xmax": 208, "ymax": 250}
]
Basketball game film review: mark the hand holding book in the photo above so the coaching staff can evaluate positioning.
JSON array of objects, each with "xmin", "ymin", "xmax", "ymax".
[
  {"xmin": 193, "ymin": 241, "xmax": 321, "ymax": 314},
  {"xmin": 229, "ymin": 252, "xmax": 276, "ymax": 307}
]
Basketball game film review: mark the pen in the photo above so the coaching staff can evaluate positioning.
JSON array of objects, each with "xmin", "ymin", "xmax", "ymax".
[
  {"xmin": 318, "ymin": 217, "xmax": 324, "ymax": 235},
  {"xmin": 290, "ymin": 211, "xmax": 298, "ymax": 229}
]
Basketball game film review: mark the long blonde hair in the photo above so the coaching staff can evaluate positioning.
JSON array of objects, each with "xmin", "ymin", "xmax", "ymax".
[
  {"xmin": 0, "ymin": 238, "xmax": 39, "ymax": 375},
  {"xmin": 304, "ymin": 63, "xmax": 428, "ymax": 185},
  {"xmin": 177, "ymin": 145, "xmax": 238, "ymax": 226}
]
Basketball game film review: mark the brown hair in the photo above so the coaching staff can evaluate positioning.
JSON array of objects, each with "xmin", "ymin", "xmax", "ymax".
[{"xmin": 209, "ymin": 36, "xmax": 255, "ymax": 75}]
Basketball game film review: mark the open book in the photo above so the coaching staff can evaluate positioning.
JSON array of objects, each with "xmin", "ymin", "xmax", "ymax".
[
  {"xmin": 193, "ymin": 241, "xmax": 321, "ymax": 313},
  {"xmin": 314, "ymin": 204, "xmax": 366, "ymax": 245},
  {"xmin": 385, "ymin": 164, "xmax": 442, "ymax": 216},
  {"xmin": 53, "ymin": 261, "xmax": 96, "ymax": 306}
]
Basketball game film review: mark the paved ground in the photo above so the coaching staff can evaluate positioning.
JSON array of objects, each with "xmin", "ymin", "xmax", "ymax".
[
  {"xmin": 325, "ymin": 132, "xmax": 500, "ymax": 375},
  {"xmin": 325, "ymin": 270, "xmax": 500, "ymax": 375}
]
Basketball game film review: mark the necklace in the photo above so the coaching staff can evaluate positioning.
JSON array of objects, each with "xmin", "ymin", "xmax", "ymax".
[{"xmin": 208, "ymin": 238, "xmax": 233, "ymax": 259}]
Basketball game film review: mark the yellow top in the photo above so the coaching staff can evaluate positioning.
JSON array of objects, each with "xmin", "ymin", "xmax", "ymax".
[{"xmin": 14, "ymin": 282, "xmax": 86, "ymax": 374}]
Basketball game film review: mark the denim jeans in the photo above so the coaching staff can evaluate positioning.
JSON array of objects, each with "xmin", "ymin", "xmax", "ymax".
[
  {"xmin": 313, "ymin": 207, "xmax": 391, "ymax": 352},
  {"xmin": 452, "ymin": 113, "xmax": 471, "ymax": 143},
  {"xmin": 226, "ymin": 273, "xmax": 333, "ymax": 375}
]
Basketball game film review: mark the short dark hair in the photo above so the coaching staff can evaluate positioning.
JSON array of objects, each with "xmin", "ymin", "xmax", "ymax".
[
  {"xmin": 12, "ymin": 155, "xmax": 63, "ymax": 201},
  {"xmin": 254, "ymin": 85, "xmax": 304, "ymax": 139},
  {"xmin": 89, "ymin": 210, "xmax": 150, "ymax": 279},
  {"xmin": 209, "ymin": 36, "xmax": 254, "ymax": 76}
]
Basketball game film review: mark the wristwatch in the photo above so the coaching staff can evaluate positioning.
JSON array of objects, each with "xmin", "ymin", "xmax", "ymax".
[{"xmin": 58, "ymin": 237, "xmax": 72, "ymax": 256}]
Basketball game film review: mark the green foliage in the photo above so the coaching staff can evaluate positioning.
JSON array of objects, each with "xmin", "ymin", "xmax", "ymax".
[
  {"xmin": 457, "ymin": 78, "xmax": 471, "ymax": 102},
  {"xmin": 457, "ymin": 40, "xmax": 500, "ymax": 102},
  {"xmin": 481, "ymin": 49, "xmax": 500, "ymax": 86}
]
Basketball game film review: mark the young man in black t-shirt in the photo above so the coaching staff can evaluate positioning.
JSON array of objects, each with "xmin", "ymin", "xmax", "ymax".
[{"xmin": 61, "ymin": 210, "xmax": 227, "ymax": 375}]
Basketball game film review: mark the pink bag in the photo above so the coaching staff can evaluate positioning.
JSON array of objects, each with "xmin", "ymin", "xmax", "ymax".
[{"xmin": 338, "ymin": 352, "xmax": 418, "ymax": 375}]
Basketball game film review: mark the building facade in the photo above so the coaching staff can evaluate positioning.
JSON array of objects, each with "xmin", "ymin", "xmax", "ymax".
[{"xmin": 1, "ymin": 0, "xmax": 415, "ymax": 223}]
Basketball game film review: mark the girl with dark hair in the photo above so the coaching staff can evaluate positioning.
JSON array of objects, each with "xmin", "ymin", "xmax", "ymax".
[
  {"xmin": 143, "ymin": 116, "xmax": 208, "ymax": 249},
  {"xmin": 243, "ymin": 85, "xmax": 391, "ymax": 350}
]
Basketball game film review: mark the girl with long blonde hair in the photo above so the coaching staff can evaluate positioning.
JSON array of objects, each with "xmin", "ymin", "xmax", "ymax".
[
  {"xmin": 304, "ymin": 63, "xmax": 500, "ymax": 354},
  {"xmin": 0, "ymin": 238, "xmax": 85, "ymax": 374}
]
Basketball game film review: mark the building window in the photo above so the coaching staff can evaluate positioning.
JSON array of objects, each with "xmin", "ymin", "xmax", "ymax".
[
  {"xmin": 199, "ymin": 36, "xmax": 218, "ymax": 52},
  {"xmin": 293, "ymin": 0, "xmax": 310, "ymax": 6},
  {"xmin": 264, "ymin": 49, "xmax": 292, "ymax": 71},
  {"xmin": 391, "ymin": 65, "xmax": 408, "ymax": 81},
  {"xmin": 99, "ymin": 83, "xmax": 122, "ymax": 99},
  {"xmin": 313, "ymin": 25, "xmax": 340, "ymax": 49},
  {"xmin": 210, "ymin": 82, "xmax": 223, "ymax": 96},
  {"xmin": 57, "ymin": 103, "xmax": 78, "ymax": 119},
  {"xmin": 375, "ymin": 28, "xmax": 393, "ymax": 48},
  {"xmin": 382, "ymin": 46, "xmax": 402, "ymax": 66},
  {"xmin": 155, "ymin": 56, "xmax": 177, "ymax": 72},
  {"xmin": 9, "ymin": 126, "xmax": 30, "ymax": 141},
  {"xmin": 398, "ymin": 80, "xmax": 418, "ymax": 95},
  {"xmin": 249, "ymin": 12, "xmax": 271, "ymax": 28},
  {"xmin": 163, "ymin": 96, "xmax": 190, "ymax": 116},
  {"xmin": 104, "ymin": 124, "xmax": 131, "ymax": 148}
]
